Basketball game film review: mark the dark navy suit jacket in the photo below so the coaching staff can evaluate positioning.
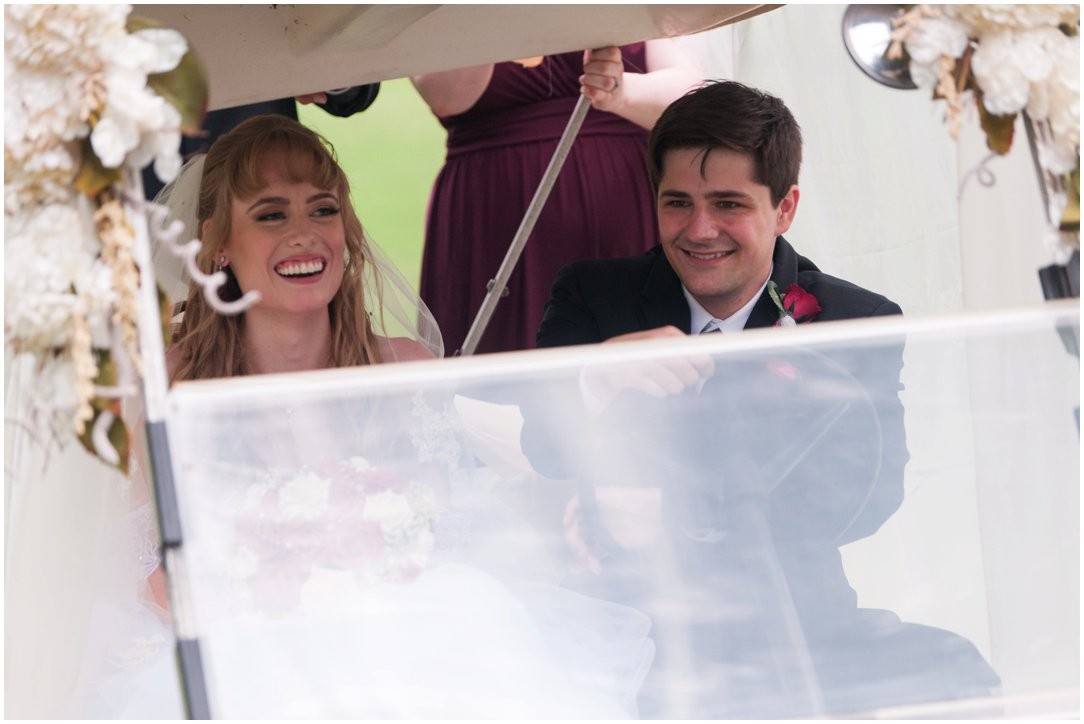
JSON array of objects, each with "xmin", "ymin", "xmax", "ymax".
[
  {"xmin": 530, "ymin": 236, "xmax": 908, "ymax": 545},
  {"xmin": 536, "ymin": 236, "xmax": 902, "ymax": 345},
  {"xmin": 522, "ymin": 238, "xmax": 998, "ymax": 717}
]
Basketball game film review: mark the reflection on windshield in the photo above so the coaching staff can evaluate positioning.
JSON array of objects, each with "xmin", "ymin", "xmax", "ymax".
[{"xmin": 161, "ymin": 310, "xmax": 1077, "ymax": 718}]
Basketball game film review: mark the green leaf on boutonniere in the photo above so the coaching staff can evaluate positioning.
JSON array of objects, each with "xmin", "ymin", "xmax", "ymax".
[
  {"xmin": 127, "ymin": 15, "xmax": 209, "ymax": 134},
  {"xmin": 975, "ymin": 91, "xmax": 1016, "ymax": 155},
  {"xmin": 767, "ymin": 281, "xmax": 784, "ymax": 311}
]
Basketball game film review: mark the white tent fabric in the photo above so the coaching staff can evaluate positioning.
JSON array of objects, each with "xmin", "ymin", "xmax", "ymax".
[{"xmin": 717, "ymin": 5, "xmax": 1059, "ymax": 314}]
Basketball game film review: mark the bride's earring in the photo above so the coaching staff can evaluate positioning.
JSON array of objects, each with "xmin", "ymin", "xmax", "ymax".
[{"xmin": 216, "ymin": 254, "xmax": 228, "ymax": 271}]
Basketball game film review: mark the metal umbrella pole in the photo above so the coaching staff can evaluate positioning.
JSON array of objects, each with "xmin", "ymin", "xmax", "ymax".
[{"xmin": 457, "ymin": 93, "xmax": 592, "ymax": 356}]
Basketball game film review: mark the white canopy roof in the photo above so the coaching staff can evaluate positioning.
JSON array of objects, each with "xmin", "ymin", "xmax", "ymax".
[{"xmin": 134, "ymin": 4, "xmax": 773, "ymax": 110}]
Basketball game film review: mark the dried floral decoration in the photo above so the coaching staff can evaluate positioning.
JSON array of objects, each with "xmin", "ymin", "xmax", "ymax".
[
  {"xmin": 4, "ymin": 5, "xmax": 207, "ymax": 470},
  {"xmin": 887, "ymin": 4, "xmax": 1079, "ymax": 239}
]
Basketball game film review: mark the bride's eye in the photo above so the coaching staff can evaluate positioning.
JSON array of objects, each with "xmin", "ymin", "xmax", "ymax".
[
  {"xmin": 313, "ymin": 205, "xmax": 340, "ymax": 218},
  {"xmin": 256, "ymin": 210, "xmax": 286, "ymax": 222}
]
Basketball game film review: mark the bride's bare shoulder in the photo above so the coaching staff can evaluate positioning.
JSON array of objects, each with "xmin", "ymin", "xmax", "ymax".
[{"xmin": 377, "ymin": 336, "xmax": 436, "ymax": 363}]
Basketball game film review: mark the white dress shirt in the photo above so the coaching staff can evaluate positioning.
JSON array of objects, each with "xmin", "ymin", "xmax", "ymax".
[{"xmin": 683, "ymin": 266, "xmax": 772, "ymax": 335}]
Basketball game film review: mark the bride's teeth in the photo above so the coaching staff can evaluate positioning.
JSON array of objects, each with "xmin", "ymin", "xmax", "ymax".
[{"xmin": 277, "ymin": 260, "xmax": 325, "ymax": 276}]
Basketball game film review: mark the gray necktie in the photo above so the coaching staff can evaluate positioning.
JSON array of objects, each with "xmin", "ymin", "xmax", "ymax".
[
  {"xmin": 700, "ymin": 320, "xmax": 723, "ymax": 334},
  {"xmin": 695, "ymin": 320, "xmax": 721, "ymax": 397}
]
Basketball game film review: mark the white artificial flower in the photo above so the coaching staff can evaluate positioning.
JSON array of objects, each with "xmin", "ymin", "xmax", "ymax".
[
  {"xmin": 362, "ymin": 490, "xmax": 418, "ymax": 531},
  {"xmin": 77, "ymin": 259, "xmax": 121, "ymax": 348},
  {"xmin": 4, "ymin": 4, "xmax": 196, "ymax": 467},
  {"xmin": 949, "ymin": 4, "xmax": 1079, "ymax": 35},
  {"xmin": 905, "ymin": 12, "xmax": 970, "ymax": 65},
  {"xmin": 908, "ymin": 59, "xmax": 942, "ymax": 91},
  {"xmin": 905, "ymin": 12, "xmax": 971, "ymax": 90},
  {"xmin": 969, "ymin": 30, "xmax": 1033, "ymax": 114},
  {"xmin": 89, "ymin": 115, "xmax": 138, "ymax": 169},
  {"xmin": 277, "ymin": 472, "xmax": 331, "ymax": 520},
  {"xmin": 1027, "ymin": 30, "xmax": 1080, "ymax": 170},
  {"xmin": 26, "ymin": 355, "xmax": 81, "ymax": 428},
  {"xmin": 4, "ymin": 200, "xmax": 99, "ymax": 350},
  {"xmin": 129, "ymin": 27, "xmax": 189, "ymax": 74},
  {"xmin": 150, "ymin": 127, "xmax": 183, "ymax": 184},
  {"xmin": 4, "ymin": 5, "xmax": 129, "ymax": 69}
]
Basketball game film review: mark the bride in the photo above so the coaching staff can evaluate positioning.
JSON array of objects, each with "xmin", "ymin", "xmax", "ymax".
[{"xmin": 7, "ymin": 114, "xmax": 654, "ymax": 718}]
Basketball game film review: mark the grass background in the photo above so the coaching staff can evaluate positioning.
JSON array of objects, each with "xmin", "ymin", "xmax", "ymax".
[{"xmin": 298, "ymin": 78, "xmax": 447, "ymax": 291}]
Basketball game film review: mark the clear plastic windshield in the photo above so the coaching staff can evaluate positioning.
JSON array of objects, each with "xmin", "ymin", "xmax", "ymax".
[{"xmin": 165, "ymin": 303, "xmax": 1079, "ymax": 719}]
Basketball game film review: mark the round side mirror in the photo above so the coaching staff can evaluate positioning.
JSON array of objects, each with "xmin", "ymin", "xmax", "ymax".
[{"xmin": 842, "ymin": 4, "xmax": 917, "ymax": 90}]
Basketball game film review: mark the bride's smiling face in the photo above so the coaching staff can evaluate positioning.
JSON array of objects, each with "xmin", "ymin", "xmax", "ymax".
[{"xmin": 220, "ymin": 159, "xmax": 346, "ymax": 317}]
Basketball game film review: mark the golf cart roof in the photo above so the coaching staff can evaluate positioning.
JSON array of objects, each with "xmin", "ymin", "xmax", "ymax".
[{"xmin": 135, "ymin": 4, "xmax": 775, "ymax": 110}]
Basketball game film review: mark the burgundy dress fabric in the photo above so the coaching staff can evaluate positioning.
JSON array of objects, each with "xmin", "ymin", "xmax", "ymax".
[{"xmin": 420, "ymin": 43, "xmax": 660, "ymax": 355}]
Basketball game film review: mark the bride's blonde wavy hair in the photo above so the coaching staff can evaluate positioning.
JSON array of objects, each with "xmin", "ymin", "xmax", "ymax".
[{"xmin": 168, "ymin": 114, "xmax": 384, "ymax": 382}]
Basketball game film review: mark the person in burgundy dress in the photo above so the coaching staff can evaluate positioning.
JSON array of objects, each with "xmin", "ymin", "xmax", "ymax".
[{"xmin": 413, "ymin": 42, "xmax": 701, "ymax": 354}]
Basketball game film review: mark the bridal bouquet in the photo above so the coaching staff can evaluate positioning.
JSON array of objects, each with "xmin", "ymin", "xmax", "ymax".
[
  {"xmin": 233, "ymin": 457, "xmax": 441, "ymax": 615},
  {"xmin": 890, "ymin": 5, "xmax": 1079, "ymax": 238},
  {"xmin": 4, "ymin": 5, "xmax": 205, "ymax": 470}
]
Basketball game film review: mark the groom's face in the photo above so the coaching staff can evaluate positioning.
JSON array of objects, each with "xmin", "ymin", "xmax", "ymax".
[{"xmin": 657, "ymin": 147, "xmax": 798, "ymax": 321}]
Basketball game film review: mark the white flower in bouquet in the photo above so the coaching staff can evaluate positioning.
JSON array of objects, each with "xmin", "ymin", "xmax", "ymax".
[
  {"xmin": 363, "ymin": 489, "xmax": 422, "ymax": 531},
  {"xmin": 278, "ymin": 471, "xmax": 332, "ymax": 521}
]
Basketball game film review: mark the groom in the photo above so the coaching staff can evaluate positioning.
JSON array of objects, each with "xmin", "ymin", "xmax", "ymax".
[
  {"xmin": 522, "ymin": 82, "xmax": 997, "ymax": 717},
  {"xmin": 528, "ymin": 79, "xmax": 909, "ymax": 541}
]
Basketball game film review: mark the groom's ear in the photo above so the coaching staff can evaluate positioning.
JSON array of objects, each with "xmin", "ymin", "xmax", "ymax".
[{"xmin": 774, "ymin": 185, "xmax": 799, "ymax": 234}]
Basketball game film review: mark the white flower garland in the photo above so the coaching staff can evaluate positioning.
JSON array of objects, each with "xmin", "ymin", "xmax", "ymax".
[
  {"xmin": 4, "ymin": 4, "xmax": 190, "ymax": 467},
  {"xmin": 892, "ymin": 4, "xmax": 1080, "ymax": 173}
]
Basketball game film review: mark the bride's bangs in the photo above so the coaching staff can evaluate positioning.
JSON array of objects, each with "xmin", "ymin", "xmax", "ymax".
[{"xmin": 228, "ymin": 132, "xmax": 345, "ymax": 202}]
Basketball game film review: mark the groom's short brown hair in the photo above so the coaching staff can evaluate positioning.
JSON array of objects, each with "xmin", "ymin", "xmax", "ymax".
[{"xmin": 648, "ymin": 80, "xmax": 803, "ymax": 207}]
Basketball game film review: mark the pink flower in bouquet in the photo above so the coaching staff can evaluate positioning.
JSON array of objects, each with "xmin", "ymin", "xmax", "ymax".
[{"xmin": 235, "ymin": 458, "xmax": 439, "ymax": 614}]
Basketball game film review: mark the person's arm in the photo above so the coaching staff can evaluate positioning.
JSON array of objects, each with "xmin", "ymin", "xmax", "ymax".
[
  {"xmin": 410, "ymin": 64, "xmax": 495, "ymax": 118},
  {"xmin": 579, "ymin": 39, "xmax": 703, "ymax": 129}
]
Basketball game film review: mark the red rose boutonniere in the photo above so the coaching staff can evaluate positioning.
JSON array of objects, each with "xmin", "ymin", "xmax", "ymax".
[{"xmin": 768, "ymin": 281, "xmax": 821, "ymax": 327}]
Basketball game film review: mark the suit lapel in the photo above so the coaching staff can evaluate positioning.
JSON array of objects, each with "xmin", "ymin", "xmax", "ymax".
[
  {"xmin": 641, "ymin": 248, "xmax": 691, "ymax": 332},
  {"xmin": 746, "ymin": 236, "xmax": 801, "ymax": 330}
]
